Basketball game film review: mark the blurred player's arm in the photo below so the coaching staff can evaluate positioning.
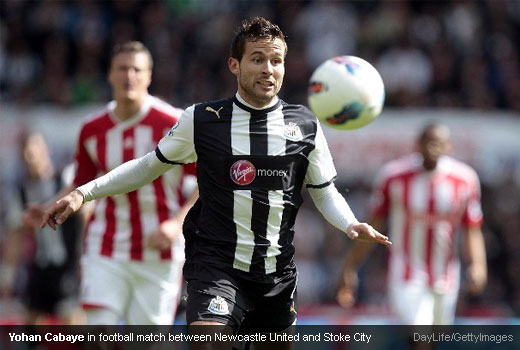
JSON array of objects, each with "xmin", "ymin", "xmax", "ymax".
[
  {"xmin": 1, "ymin": 192, "xmax": 35, "ymax": 296},
  {"xmin": 336, "ymin": 217, "xmax": 386, "ymax": 308},
  {"xmin": 463, "ymin": 226, "xmax": 487, "ymax": 295},
  {"xmin": 147, "ymin": 186, "xmax": 199, "ymax": 251},
  {"xmin": 42, "ymin": 151, "xmax": 173, "ymax": 230}
]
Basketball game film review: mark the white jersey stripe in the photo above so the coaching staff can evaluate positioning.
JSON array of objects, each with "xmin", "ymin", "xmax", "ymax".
[
  {"xmin": 85, "ymin": 198, "xmax": 106, "ymax": 256},
  {"xmin": 135, "ymin": 126, "xmax": 160, "ymax": 262},
  {"xmin": 231, "ymin": 103, "xmax": 254, "ymax": 272},
  {"xmin": 265, "ymin": 190, "xmax": 284, "ymax": 274},
  {"xmin": 264, "ymin": 107, "xmax": 286, "ymax": 272},
  {"xmin": 233, "ymin": 190, "xmax": 254, "ymax": 271}
]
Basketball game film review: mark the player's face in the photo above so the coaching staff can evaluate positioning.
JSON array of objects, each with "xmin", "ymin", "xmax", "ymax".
[
  {"xmin": 228, "ymin": 38, "xmax": 286, "ymax": 108},
  {"xmin": 108, "ymin": 51, "xmax": 151, "ymax": 102},
  {"xmin": 418, "ymin": 127, "xmax": 451, "ymax": 169}
]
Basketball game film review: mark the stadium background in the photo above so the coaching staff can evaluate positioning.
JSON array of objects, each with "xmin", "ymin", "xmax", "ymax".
[{"xmin": 1, "ymin": 0, "xmax": 519, "ymax": 325}]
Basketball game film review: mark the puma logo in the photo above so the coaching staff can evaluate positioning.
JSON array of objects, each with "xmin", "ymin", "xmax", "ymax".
[{"xmin": 206, "ymin": 106, "xmax": 223, "ymax": 118}]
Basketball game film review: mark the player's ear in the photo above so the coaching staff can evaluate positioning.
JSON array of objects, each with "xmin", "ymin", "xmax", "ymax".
[
  {"xmin": 145, "ymin": 70, "xmax": 152, "ymax": 88},
  {"xmin": 444, "ymin": 140, "xmax": 453, "ymax": 154},
  {"xmin": 228, "ymin": 57, "xmax": 239, "ymax": 76}
]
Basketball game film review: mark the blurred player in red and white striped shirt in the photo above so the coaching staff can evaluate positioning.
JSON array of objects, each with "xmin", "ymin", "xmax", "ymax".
[
  {"xmin": 66, "ymin": 42, "xmax": 196, "ymax": 325},
  {"xmin": 338, "ymin": 123, "xmax": 487, "ymax": 325}
]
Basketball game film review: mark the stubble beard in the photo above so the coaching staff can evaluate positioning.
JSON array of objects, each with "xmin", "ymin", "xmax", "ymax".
[{"xmin": 239, "ymin": 75, "xmax": 278, "ymax": 107}]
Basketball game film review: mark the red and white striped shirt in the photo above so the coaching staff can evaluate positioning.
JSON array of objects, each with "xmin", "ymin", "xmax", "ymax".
[
  {"xmin": 74, "ymin": 95, "xmax": 195, "ymax": 262},
  {"xmin": 369, "ymin": 153, "xmax": 483, "ymax": 292}
]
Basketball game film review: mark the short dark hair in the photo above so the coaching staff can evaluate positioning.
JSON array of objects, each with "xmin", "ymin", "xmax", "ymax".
[
  {"xmin": 110, "ymin": 41, "xmax": 153, "ymax": 70},
  {"xmin": 418, "ymin": 123, "xmax": 450, "ymax": 143},
  {"xmin": 230, "ymin": 17, "xmax": 287, "ymax": 61}
]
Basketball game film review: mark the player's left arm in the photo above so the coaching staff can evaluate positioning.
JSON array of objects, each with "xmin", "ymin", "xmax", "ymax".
[
  {"xmin": 147, "ymin": 186, "xmax": 199, "ymax": 251},
  {"xmin": 308, "ymin": 185, "xmax": 391, "ymax": 246},
  {"xmin": 462, "ymin": 171, "xmax": 487, "ymax": 295},
  {"xmin": 305, "ymin": 119, "xmax": 390, "ymax": 246},
  {"xmin": 463, "ymin": 225, "xmax": 487, "ymax": 295}
]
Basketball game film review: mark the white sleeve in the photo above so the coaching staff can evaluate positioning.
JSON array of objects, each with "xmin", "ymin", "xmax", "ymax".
[
  {"xmin": 305, "ymin": 121, "xmax": 337, "ymax": 188},
  {"xmin": 77, "ymin": 151, "xmax": 172, "ymax": 202},
  {"xmin": 308, "ymin": 184, "xmax": 359, "ymax": 232},
  {"xmin": 156, "ymin": 106, "xmax": 197, "ymax": 164}
]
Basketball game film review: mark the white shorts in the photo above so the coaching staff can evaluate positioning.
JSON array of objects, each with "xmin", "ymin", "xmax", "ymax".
[
  {"xmin": 389, "ymin": 281, "xmax": 459, "ymax": 325},
  {"xmin": 80, "ymin": 255, "xmax": 183, "ymax": 325}
]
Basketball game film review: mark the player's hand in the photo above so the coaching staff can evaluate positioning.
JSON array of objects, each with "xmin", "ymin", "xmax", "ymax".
[
  {"xmin": 22, "ymin": 203, "xmax": 45, "ymax": 231},
  {"xmin": 147, "ymin": 218, "xmax": 182, "ymax": 251},
  {"xmin": 41, "ymin": 190, "xmax": 84, "ymax": 230},
  {"xmin": 337, "ymin": 269, "xmax": 358, "ymax": 308},
  {"xmin": 346, "ymin": 222, "xmax": 392, "ymax": 246},
  {"xmin": 466, "ymin": 264, "xmax": 487, "ymax": 295}
]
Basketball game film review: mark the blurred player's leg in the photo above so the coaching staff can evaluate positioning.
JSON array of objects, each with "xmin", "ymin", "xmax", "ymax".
[
  {"xmin": 126, "ymin": 260, "xmax": 183, "ymax": 325},
  {"xmin": 81, "ymin": 256, "xmax": 130, "ymax": 324},
  {"xmin": 85, "ymin": 307, "xmax": 120, "ymax": 324},
  {"xmin": 390, "ymin": 282, "xmax": 434, "ymax": 324},
  {"xmin": 432, "ymin": 288, "xmax": 458, "ymax": 325}
]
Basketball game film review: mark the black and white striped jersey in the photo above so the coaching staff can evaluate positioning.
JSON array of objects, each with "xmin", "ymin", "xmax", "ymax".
[{"xmin": 156, "ymin": 94, "xmax": 337, "ymax": 276}]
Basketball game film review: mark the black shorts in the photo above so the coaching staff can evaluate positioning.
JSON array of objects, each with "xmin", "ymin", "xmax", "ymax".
[
  {"xmin": 25, "ymin": 265, "xmax": 78, "ymax": 314},
  {"xmin": 184, "ymin": 262, "xmax": 297, "ymax": 333}
]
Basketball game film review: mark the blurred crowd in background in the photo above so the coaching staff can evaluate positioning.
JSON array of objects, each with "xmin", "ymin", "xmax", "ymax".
[
  {"xmin": 2, "ymin": 0, "xmax": 520, "ymax": 110},
  {"xmin": 1, "ymin": 0, "xmax": 520, "ymax": 323}
]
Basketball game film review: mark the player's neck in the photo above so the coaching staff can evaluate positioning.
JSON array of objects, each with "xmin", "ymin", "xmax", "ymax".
[
  {"xmin": 423, "ymin": 159, "xmax": 437, "ymax": 171},
  {"xmin": 114, "ymin": 97, "xmax": 146, "ymax": 121}
]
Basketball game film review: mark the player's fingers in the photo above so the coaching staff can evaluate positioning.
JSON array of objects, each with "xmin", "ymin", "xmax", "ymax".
[
  {"xmin": 41, "ymin": 210, "xmax": 54, "ymax": 229},
  {"xmin": 347, "ymin": 229, "xmax": 359, "ymax": 240},
  {"xmin": 55, "ymin": 207, "xmax": 73, "ymax": 226},
  {"xmin": 337, "ymin": 287, "xmax": 355, "ymax": 308},
  {"xmin": 41, "ymin": 201, "xmax": 67, "ymax": 229},
  {"xmin": 367, "ymin": 226, "xmax": 392, "ymax": 246}
]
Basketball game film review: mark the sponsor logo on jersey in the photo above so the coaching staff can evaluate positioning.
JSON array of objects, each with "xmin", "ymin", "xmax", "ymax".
[
  {"xmin": 284, "ymin": 122, "xmax": 303, "ymax": 142},
  {"xmin": 208, "ymin": 296, "xmax": 229, "ymax": 315},
  {"xmin": 230, "ymin": 160, "xmax": 256, "ymax": 185},
  {"xmin": 230, "ymin": 160, "xmax": 289, "ymax": 186}
]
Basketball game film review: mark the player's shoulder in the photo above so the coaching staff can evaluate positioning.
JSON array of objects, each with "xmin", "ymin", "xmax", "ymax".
[
  {"xmin": 79, "ymin": 102, "xmax": 113, "ymax": 132},
  {"xmin": 379, "ymin": 153, "xmax": 422, "ymax": 180},
  {"xmin": 149, "ymin": 96, "xmax": 183, "ymax": 119},
  {"xmin": 441, "ymin": 156, "xmax": 480, "ymax": 182},
  {"xmin": 281, "ymin": 100, "xmax": 317, "ymax": 120},
  {"xmin": 191, "ymin": 97, "xmax": 234, "ymax": 120},
  {"xmin": 194, "ymin": 97, "xmax": 234, "ymax": 113}
]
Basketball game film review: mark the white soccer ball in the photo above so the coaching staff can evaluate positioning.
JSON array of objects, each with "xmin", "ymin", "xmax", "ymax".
[{"xmin": 308, "ymin": 55, "xmax": 385, "ymax": 130}]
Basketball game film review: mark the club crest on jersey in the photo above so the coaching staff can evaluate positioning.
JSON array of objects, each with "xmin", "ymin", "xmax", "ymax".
[
  {"xmin": 230, "ymin": 160, "xmax": 256, "ymax": 185},
  {"xmin": 166, "ymin": 121, "xmax": 179, "ymax": 136},
  {"xmin": 284, "ymin": 122, "xmax": 303, "ymax": 142},
  {"xmin": 208, "ymin": 296, "xmax": 229, "ymax": 315}
]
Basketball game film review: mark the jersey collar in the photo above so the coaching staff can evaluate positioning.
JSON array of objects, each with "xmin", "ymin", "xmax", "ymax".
[
  {"xmin": 234, "ymin": 92, "xmax": 281, "ymax": 114},
  {"xmin": 107, "ymin": 95, "xmax": 153, "ymax": 126}
]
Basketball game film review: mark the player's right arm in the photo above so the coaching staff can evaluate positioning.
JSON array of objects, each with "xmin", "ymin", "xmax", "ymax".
[
  {"xmin": 336, "ymin": 217, "xmax": 385, "ymax": 308},
  {"xmin": 336, "ymin": 163, "xmax": 391, "ymax": 307},
  {"xmin": 42, "ymin": 107, "xmax": 197, "ymax": 230}
]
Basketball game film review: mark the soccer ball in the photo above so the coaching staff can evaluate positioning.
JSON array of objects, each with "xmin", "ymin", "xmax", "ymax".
[{"xmin": 308, "ymin": 55, "xmax": 385, "ymax": 130}]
